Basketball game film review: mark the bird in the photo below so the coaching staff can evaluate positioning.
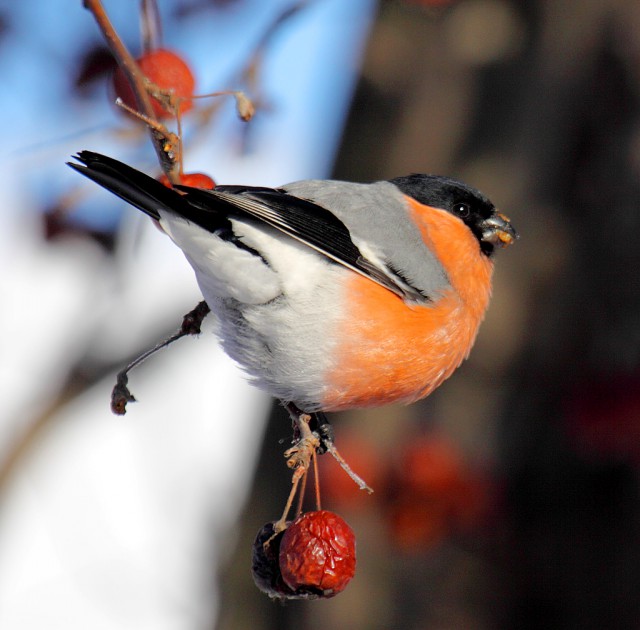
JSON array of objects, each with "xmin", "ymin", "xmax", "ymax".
[{"xmin": 68, "ymin": 150, "xmax": 517, "ymax": 414}]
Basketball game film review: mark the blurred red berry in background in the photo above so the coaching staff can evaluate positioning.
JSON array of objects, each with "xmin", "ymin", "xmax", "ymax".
[
  {"xmin": 158, "ymin": 172, "xmax": 215, "ymax": 189},
  {"xmin": 318, "ymin": 427, "xmax": 385, "ymax": 507},
  {"xmin": 113, "ymin": 48, "xmax": 195, "ymax": 119}
]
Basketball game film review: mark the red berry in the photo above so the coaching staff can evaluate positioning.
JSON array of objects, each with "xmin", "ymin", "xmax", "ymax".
[
  {"xmin": 388, "ymin": 496, "xmax": 448, "ymax": 551},
  {"xmin": 387, "ymin": 435, "xmax": 491, "ymax": 550},
  {"xmin": 401, "ymin": 435, "xmax": 464, "ymax": 497},
  {"xmin": 279, "ymin": 510, "xmax": 356, "ymax": 598},
  {"xmin": 158, "ymin": 172, "xmax": 215, "ymax": 189},
  {"xmin": 181, "ymin": 172, "xmax": 215, "ymax": 188},
  {"xmin": 113, "ymin": 48, "xmax": 195, "ymax": 119},
  {"xmin": 251, "ymin": 521, "xmax": 322, "ymax": 600}
]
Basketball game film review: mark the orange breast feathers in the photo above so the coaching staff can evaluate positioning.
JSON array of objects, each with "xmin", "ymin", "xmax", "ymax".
[{"xmin": 322, "ymin": 198, "xmax": 494, "ymax": 411}]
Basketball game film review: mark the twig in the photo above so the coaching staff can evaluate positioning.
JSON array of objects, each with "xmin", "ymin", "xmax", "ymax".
[
  {"xmin": 114, "ymin": 98, "xmax": 181, "ymax": 163},
  {"xmin": 111, "ymin": 301, "xmax": 210, "ymax": 415},
  {"xmin": 191, "ymin": 90, "xmax": 255, "ymax": 122},
  {"xmin": 141, "ymin": 0, "xmax": 163, "ymax": 55},
  {"xmin": 312, "ymin": 450, "xmax": 321, "ymax": 511},
  {"xmin": 83, "ymin": 0, "xmax": 180, "ymax": 182},
  {"xmin": 295, "ymin": 468, "xmax": 307, "ymax": 517},
  {"xmin": 274, "ymin": 466, "xmax": 305, "ymax": 533},
  {"xmin": 273, "ymin": 413, "xmax": 320, "ymax": 532},
  {"xmin": 285, "ymin": 403, "xmax": 374, "ymax": 494},
  {"xmin": 323, "ymin": 440, "xmax": 373, "ymax": 494}
]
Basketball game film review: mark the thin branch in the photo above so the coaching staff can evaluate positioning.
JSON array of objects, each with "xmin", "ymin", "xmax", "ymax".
[
  {"xmin": 312, "ymin": 450, "xmax": 321, "ymax": 511},
  {"xmin": 83, "ymin": 0, "xmax": 180, "ymax": 182},
  {"xmin": 111, "ymin": 301, "xmax": 210, "ymax": 415},
  {"xmin": 141, "ymin": 0, "xmax": 163, "ymax": 55}
]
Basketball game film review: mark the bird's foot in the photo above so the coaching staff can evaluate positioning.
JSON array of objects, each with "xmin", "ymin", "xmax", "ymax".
[{"xmin": 286, "ymin": 403, "xmax": 374, "ymax": 495}]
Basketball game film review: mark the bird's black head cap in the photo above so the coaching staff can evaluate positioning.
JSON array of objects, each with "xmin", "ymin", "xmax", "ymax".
[{"xmin": 390, "ymin": 174, "xmax": 502, "ymax": 256}]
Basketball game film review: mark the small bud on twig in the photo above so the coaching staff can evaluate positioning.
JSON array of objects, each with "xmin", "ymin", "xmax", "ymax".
[{"xmin": 234, "ymin": 91, "xmax": 255, "ymax": 122}]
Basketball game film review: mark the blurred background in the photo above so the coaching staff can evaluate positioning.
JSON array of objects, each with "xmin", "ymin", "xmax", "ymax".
[{"xmin": 1, "ymin": 0, "xmax": 640, "ymax": 628}]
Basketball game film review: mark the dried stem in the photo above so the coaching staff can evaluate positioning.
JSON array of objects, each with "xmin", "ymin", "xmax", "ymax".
[
  {"xmin": 312, "ymin": 450, "xmax": 321, "ymax": 511},
  {"xmin": 83, "ymin": 0, "xmax": 180, "ymax": 182},
  {"xmin": 141, "ymin": 0, "xmax": 163, "ymax": 54},
  {"xmin": 114, "ymin": 98, "xmax": 181, "ymax": 161},
  {"xmin": 274, "ymin": 413, "xmax": 321, "ymax": 531},
  {"xmin": 274, "ymin": 466, "xmax": 305, "ymax": 533},
  {"xmin": 191, "ymin": 90, "xmax": 255, "ymax": 122},
  {"xmin": 111, "ymin": 301, "xmax": 210, "ymax": 415},
  {"xmin": 324, "ymin": 440, "xmax": 373, "ymax": 494},
  {"xmin": 295, "ymin": 469, "xmax": 307, "ymax": 518},
  {"xmin": 285, "ymin": 403, "xmax": 374, "ymax": 494}
]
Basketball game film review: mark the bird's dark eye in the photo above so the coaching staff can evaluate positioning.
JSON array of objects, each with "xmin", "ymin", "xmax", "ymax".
[{"xmin": 453, "ymin": 203, "xmax": 471, "ymax": 218}]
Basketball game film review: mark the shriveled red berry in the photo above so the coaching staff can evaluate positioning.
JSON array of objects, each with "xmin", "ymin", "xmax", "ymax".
[
  {"xmin": 157, "ymin": 172, "xmax": 215, "ymax": 189},
  {"xmin": 279, "ymin": 510, "xmax": 356, "ymax": 598},
  {"xmin": 251, "ymin": 521, "xmax": 321, "ymax": 600},
  {"xmin": 113, "ymin": 48, "xmax": 195, "ymax": 119}
]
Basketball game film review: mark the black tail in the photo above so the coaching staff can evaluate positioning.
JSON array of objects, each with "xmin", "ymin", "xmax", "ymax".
[{"xmin": 67, "ymin": 151, "xmax": 195, "ymax": 221}]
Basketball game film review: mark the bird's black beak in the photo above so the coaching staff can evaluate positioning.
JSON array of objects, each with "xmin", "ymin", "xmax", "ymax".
[{"xmin": 480, "ymin": 212, "xmax": 518, "ymax": 249}]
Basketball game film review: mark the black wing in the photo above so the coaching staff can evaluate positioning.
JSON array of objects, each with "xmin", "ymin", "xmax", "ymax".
[
  {"xmin": 68, "ymin": 151, "xmax": 422, "ymax": 300},
  {"xmin": 181, "ymin": 185, "xmax": 428, "ymax": 301}
]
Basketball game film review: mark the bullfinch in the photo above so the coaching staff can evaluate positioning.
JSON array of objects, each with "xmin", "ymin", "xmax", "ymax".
[{"xmin": 68, "ymin": 151, "xmax": 517, "ymax": 413}]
